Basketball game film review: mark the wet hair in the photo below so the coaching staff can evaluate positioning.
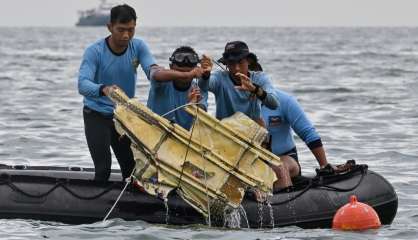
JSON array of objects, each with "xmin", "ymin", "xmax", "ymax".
[
  {"xmin": 110, "ymin": 4, "xmax": 137, "ymax": 24},
  {"xmin": 171, "ymin": 46, "xmax": 197, "ymax": 56}
]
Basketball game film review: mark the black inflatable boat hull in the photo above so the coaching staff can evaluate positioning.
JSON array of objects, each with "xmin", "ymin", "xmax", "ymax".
[{"xmin": 0, "ymin": 164, "xmax": 397, "ymax": 228}]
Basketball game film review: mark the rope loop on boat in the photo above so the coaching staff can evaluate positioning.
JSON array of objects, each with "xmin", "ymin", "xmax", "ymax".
[
  {"xmin": 270, "ymin": 164, "xmax": 368, "ymax": 206},
  {"xmin": 0, "ymin": 177, "xmax": 122, "ymax": 200}
]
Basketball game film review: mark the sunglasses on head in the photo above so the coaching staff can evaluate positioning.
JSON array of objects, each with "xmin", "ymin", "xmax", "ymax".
[{"xmin": 169, "ymin": 52, "xmax": 200, "ymax": 65}]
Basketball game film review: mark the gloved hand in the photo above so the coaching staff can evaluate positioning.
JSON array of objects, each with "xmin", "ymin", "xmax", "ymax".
[{"xmin": 316, "ymin": 163, "xmax": 337, "ymax": 176}]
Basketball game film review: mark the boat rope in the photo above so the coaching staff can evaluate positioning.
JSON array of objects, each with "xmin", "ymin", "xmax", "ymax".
[
  {"xmin": 1, "ymin": 179, "xmax": 61, "ymax": 198},
  {"xmin": 211, "ymin": 58, "xmax": 227, "ymax": 72},
  {"xmin": 0, "ymin": 178, "xmax": 117, "ymax": 200},
  {"xmin": 317, "ymin": 169, "xmax": 366, "ymax": 192},
  {"xmin": 270, "ymin": 167, "xmax": 367, "ymax": 206},
  {"xmin": 102, "ymin": 168, "xmax": 136, "ymax": 222},
  {"xmin": 161, "ymin": 102, "xmax": 202, "ymax": 118},
  {"xmin": 61, "ymin": 183, "xmax": 115, "ymax": 200},
  {"xmin": 159, "ymin": 85, "xmax": 213, "ymax": 226},
  {"xmin": 270, "ymin": 181, "xmax": 313, "ymax": 206},
  {"xmin": 175, "ymin": 108, "xmax": 198, "ymax": 189},
  {"xmin": 194, "ymin": 104, "xmax": 212, "ymax": 227},
  {"xmin": 156, "ymin": 85, "xmax": 205, "ymax": 189}
]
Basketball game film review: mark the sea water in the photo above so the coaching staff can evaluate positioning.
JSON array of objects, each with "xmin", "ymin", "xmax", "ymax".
[{"xmin": 0, "ymin": 26, "xmax": 417, "ymax": 239}]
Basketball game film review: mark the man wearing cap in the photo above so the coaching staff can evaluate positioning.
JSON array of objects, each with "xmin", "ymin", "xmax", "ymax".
[
  {"xmin": 147, "ymin": 46, "xmax": 208, "ymax": 130},
  {"xmin": 199, "ymin": 41, "xmax": 278, "ymax": 126}
]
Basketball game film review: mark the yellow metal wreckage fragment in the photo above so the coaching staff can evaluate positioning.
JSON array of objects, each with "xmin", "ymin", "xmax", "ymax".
[{"xmin": 108, "ymin": 88, "xmax": 282, "ymax": 217}]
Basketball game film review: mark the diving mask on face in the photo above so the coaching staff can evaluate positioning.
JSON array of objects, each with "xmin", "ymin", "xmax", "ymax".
[{"xmin": 169, "ymin": 52, "xmax": 200, "ymax": 67}]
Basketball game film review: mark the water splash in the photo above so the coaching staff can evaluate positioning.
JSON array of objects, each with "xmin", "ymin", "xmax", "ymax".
[
  {"xmin": 223, "ymin": 206, "xmax": 241, "ymax": 228},
  {"xmin": 205, "ymin": 199, "xmax": 212, "ymax": 228},
  {"xmin": 223, "ymin": 204, "xmax": 249, "ymax": 228},
  {"xmin": 238, "ymin": 205, "xmax": 250, "ymax": 228},
  {"xmin": 257, "ymin": 201, "xmax": 264, "ymax": 228},
  {"xmin": 164, "ymin": 197, "xmax": 169, "ymax": 224},
  {"xmin": 256, "ymin": 200, "xmax": 275, "ymax": 228},
  {"xmin": 266, "ymin": 201, "xmax": 275, "ymax": 228},
  {"xmin": 253, "ymin": 191, "xmax": 274, "ymax": 228}
]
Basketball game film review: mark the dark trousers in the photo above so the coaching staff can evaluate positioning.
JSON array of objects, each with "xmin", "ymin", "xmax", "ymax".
[
  {"xmin": 281, "ymin": 147, "xmax": 302, "ymax": 176},
  {"xmin": 83, "ymin": 107, "xmax": 135, "ymax": 181}
]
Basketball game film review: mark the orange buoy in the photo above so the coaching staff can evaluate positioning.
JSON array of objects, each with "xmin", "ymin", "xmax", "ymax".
[{"xmin": 332, "ymin": 195, "xmax": 381, "ymax": 230}]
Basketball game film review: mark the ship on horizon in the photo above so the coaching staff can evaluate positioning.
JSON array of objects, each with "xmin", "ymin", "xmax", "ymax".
[{"xmin": 76, "ymin": 0, "xmax": 114, "ymax": 27}]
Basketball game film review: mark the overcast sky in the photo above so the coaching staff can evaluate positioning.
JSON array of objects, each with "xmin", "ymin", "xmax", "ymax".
[{"xmin": 0, "ymin": 0, "xmax": 417, "ymax": 27}]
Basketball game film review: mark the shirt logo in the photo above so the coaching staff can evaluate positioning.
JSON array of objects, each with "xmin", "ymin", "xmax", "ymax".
[{"xmin": 269, "ymin": 115, "xmax": 282, "ymax": 127}]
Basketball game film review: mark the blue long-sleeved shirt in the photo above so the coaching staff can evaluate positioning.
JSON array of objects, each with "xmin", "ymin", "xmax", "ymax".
[
  {"xmin": 199, "ymin": 70, "xmax": 278, "ymax": 120},
  {"xmin": 262, "ymin": 89, "xmax": 321, "ymax": 155},
  {"xmin": 78, "ymin": 37, "xmax": 156, "ymax": 115},
  {"xmin": 147, "ymin": 66, "xmax": 208, "ymax": 130}
]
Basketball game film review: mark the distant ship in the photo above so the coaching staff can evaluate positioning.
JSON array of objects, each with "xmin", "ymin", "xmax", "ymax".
[{"xmin": 76, "ymin": 0, "xmax": 113, "ymax": 26}]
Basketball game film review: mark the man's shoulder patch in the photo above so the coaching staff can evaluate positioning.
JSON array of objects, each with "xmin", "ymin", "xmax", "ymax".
[{"xmin": 268, "ymin": 115, "xmax": 282, "ymax": 127}]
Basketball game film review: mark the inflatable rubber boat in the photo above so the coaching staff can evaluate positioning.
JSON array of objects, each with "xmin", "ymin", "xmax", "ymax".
[{"xmin": 0, "ymin": 161, "xmax": 397, "ymax": 228}]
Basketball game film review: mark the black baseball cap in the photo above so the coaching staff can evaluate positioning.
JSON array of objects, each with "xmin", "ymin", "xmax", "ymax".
[{"xmin": 218, "ymin": 41, "xmax": 257, "ymax": 65}]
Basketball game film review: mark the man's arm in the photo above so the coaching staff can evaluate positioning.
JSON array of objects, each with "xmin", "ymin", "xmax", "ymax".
[
  {"xmin": 310, "ymin": 145, "xmax": 328, "ymax": 168},
  {"xmin": 197, "ymin": 54, "xmax": 217, "ymax": 92},
  {"xmin": 257, "ymin": 74, "xmax": 278, "ymax": 110},
  {"xmin": 136, "ymin": 39, "xmax": 157, "ymax": 80},
  {"xmin": 235, "ymin": 73, "xmax": 279, "ymax": 110},
  {"xmin": 78, "ymin": 47, "xmax": 102, "ymax": 97},
  {"xmin": 259, "ymin": 90, "xmax": 279, "ymax": 110},
  {"xmin": 187, "ymin": 86, "xmax": 207, "ymax": 110},
  {"xmin": 152, "ymin": 67, "xmax": 203, "ymax": 83},
  {"xmin": 195, "ymin": 82, "xmax": 209, "ymax": 111},
  {"xmin": 285, "ymin": 95, "xmax": 328, "ymax": 167}
]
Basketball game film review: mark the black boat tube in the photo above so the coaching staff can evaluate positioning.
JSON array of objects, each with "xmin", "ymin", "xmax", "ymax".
[{"xmin": 0, "ymin": 163, "xmax": 397, "ymax": 228}]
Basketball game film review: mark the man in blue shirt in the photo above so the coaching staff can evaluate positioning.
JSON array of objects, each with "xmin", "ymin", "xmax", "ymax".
[
  {"xmin": 78, "ymin": 4, "xmax": 157, "ymax": 181},
  {"xmin": 199, "ymin": 41, "xmax": 278, "ymax": 126},
  {"xmin": 262, "ymin": 88, "xmax": 331, "ymax": 190},
  {"xmin": 147, "ymin": 46, "xmax": 207, "ymax": 130},
  {"xmin": 78, "ymin": 5, "xmax": 205, "ymax": 181}
]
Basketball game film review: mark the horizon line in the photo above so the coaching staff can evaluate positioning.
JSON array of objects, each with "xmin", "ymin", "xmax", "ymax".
[{"xmin": 1, "ymin": 25, "xmax": 418, "ymax": 28}]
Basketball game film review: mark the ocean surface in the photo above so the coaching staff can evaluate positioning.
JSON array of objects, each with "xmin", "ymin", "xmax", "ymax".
[{"xmin": 0, "ymin": 27, "xmax": 417, "ymax": 239}]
